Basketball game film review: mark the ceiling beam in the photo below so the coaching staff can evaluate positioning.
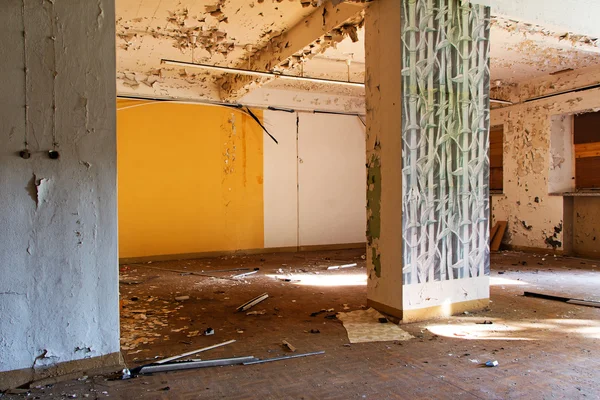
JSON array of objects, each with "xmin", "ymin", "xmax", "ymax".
[{"xmin": 219, "ymin": 1, "xmax": 366, "ymax": 102}]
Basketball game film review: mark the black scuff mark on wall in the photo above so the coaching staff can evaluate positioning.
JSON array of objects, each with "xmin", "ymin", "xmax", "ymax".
[{"xmin": 545, "ymin": 222, "xmax": 563, "ymax": 249}]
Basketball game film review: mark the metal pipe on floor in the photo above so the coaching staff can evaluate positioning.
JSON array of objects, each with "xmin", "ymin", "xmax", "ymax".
[
  {"xmin": 243, "ymin": 351, "xmax": 325, "ymax": 365},
  {"xmin": 154, "ymin": 339, "xmax": 237, "ymax": 364},
  {"xmin": 139, "ymin": 356, "xmax": 257, "ymax": 374}
]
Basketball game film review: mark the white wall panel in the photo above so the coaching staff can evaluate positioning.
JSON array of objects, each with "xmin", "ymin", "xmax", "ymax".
[
  {"xmin": 297, "ymin": 112, "xmax": 366, "ymax": 246},
  {"xmin": 263, "ymin": 110, "xmax": 299, "ymax": 248}
]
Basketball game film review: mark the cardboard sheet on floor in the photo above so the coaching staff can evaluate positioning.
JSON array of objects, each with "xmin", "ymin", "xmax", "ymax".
[{"xmin": 337, "ymin": 308, "xmax": 413, "ymax": 343}]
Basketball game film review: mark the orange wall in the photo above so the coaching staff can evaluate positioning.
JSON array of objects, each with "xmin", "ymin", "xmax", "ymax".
[{"xmin": 117, "ymin": 100, "xmax": 264, "ymax": 258}]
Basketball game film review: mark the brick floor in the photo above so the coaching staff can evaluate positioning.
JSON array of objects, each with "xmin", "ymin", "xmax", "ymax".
[{"xmin": 4, "ymin": 250, "xmax": 600, "ymax": 399}]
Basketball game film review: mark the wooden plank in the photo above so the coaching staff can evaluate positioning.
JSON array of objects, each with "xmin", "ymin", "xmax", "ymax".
[
  {"xmin": 489, "ymin": 154, "xmax": 503, "ymax": 167},
  {"xmin": 489, "ymin": 125, "xmax": 503, "ymax": 191},
  {"xmin": 574, "ymin": 142, "xmax": 600, "ymax": 158},
  {"xmin": 490, "ymin": 167, "xmax": 503, "ymax": 191},
  {"xmin": 490, "ymin": 221, "xmax": 507, "ymax": 252},
  {"xmin": 574, "ymin": 111, "xmax": 600, "ymax": 144},
  {"xmin": 576, "ymin": 156, "xmax": 600, "ymax": 189},
  {"xmin": 489, "ymin": 222, "xmax": 499, "ymax": 239}
]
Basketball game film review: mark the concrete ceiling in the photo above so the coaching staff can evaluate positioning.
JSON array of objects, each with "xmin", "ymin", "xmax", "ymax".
[
  {"xmin": 116, "ymin": 0, "xmax": 366, "ymax": 100},
  {"xmin": 490, "ymin": 17, "xmax": 600, "ymax": 85},
  {"xmin": 116, "ymin": 1, "xmax": 600, "ymax": 101}
]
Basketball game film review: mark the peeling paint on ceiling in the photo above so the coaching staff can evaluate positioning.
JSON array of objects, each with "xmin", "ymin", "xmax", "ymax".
[{"xmin": 116, "ymin": 2, "xmax": 600, "ymax": 102}]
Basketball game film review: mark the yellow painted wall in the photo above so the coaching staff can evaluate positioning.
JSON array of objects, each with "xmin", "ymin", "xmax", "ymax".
[{"xmin": 117, "ymin": 99, "xmax": 264, "ymax": 258}]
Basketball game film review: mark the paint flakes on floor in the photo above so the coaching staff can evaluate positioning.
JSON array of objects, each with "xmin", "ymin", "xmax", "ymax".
[{"xmin": 337, "ymin": 308, "xmax": 413, "ymax": 343}]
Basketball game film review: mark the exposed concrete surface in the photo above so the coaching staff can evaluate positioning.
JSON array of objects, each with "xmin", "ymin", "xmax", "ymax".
[
  {"xmin": 0, "ymin": 0, "xmax": 119, "ymax": 376},
  {"xmin": 240, "ymin": 87, "xmax": 365, "ymax": 114},
  {"xmin": 490, "ymin": 16, "xmax": 600, "ymax": 86},
  {"xmin": 364, "ymin": 0, "xmax": 403, "ymax": 315},
  {"xmin": 573, "ymin": 197, "xmax": 600, "ymax": 258},
  {"xmin": 491, "ymin": 67, "xmax": 600, "ymax": 251},
  {"xmin": 4, "ymin": 250, "xmax": 600, "ymax": 398},
  {"xmin": 474, "ymin": 0, "xmax": 600, "ymax": 39}
]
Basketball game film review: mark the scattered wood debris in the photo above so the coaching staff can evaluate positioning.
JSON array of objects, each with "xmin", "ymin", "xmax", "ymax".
[
  {"xmin": 327, "ymin": 263, "xmax": 357, "ymax": 270},
  {"xmin": 237, "ymin": 293, "xmax": 269, "ymax": 312},
  {"xmin": 282, "ymin": 340, "xmax": 297, "ymax": 352}
]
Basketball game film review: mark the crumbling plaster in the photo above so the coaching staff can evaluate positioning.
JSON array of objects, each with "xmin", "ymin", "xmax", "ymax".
[
  {"xmin": 115, "ymin": 0, "xmax": 366, "ymax": 102},
  {"xmin": 491, "ymin": 67, "xmax": 600, "ymax": 251},
  {"xmin": 241, "ymin": 87, "xmax": 365, "ymax": 114},
  {"xmin": 0, "ymin": 0, "xmax": 119, "ymax": 378},
  {"xmin": 473, "ymin": 0, "xmax": 600, "ymax": 40},
  {"xmin": 115, "ymin": 1, "xmax": 600, "ymax": 108},
  {"xmin": 490, "ymin": 17, "xmax": 600, "ymax": 86}
]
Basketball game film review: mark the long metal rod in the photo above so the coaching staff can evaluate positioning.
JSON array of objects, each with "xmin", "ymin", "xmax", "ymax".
[
  {"xmin": 232, "ymin": 270, "xmax": 258, "ymax": 279},
  {"xmin": 128, "ymin": 263, "xmax": 238, "ymax": 281},
  {"xmin": 489, "ymin": 98, "xmax": 512, "ymax": 105},
  {"xmin": 155, "ymin": 340, "xmax": 236, "ymax": 364},
  {"xmin": 139, "ymin": 356, "xmax": 257, "ymax": 374},
  {"xmin": 236, "ymin": 293, "xmax": 269, "ymax": 312},
  {"xmin": 243, "ymin": 351, "xmax": 325, "ymax": 365},
  {"xmin": 117, "ymin": 95, "xmax": 366, "ymax": 117},
  {"xmin": 524, "ymin": 291, "xmax": 600, "ymax": 308},
  {"xmin": 161, "ymin": 59, "xmax": 365, "ymax": 88}
]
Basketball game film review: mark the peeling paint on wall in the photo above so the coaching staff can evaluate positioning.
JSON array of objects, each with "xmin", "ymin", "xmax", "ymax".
[
  {"xmin": 491, "ymin": 67, "xmax": 600, "ymax": 251},
  {"xmin": 366, "ymin": 154, "xmax": 381, "ymax": 277},
  {"xmin": 25, "ymin": 174, "xmax": 50, "ymax": 209}
]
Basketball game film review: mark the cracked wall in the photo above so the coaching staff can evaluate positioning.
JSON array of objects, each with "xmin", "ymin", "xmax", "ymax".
[
  {"xmin": 491, "ymin": 66, "xmax": 600, "ymax": 252},
  {"xmin": 0, "ymin": 0, "xmax": 118, "ymax": 386}
]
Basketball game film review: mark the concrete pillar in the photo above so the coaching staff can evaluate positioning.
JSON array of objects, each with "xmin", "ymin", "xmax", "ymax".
[
  {"xmin": 0, "ymin": 0, "xmax": 119, "ymax": 390},
  {"xmin": 365, "ymin": 0, "xmax": 404, "ymax": 318},
  {"xmin": 366, "ymin": 0, "xmax": 491, "ymax": 322}
]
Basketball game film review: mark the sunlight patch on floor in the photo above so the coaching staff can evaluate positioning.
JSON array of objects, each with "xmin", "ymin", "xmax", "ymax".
[{"xmin": 267, "ymin": 273, "xmax": 367, "ymax": 287}]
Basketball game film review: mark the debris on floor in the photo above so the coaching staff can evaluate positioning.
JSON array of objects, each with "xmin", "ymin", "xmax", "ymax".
[
  {"xmin": 337, "ymin": 308, "xmax": 414, "ymax": 343},
  {"xmin": 327, "ymin": 263, "xmax": 358, "ymax": 270},
  {"xmin": 246, "ymin": 310, "xmax": 266, "ymax": 316},
  {"xmin": 237, "ymin": 293, "xmax": 269, "ymax": 312},
  {"xmin": 154, "ymin": 340, "xmax": 236, "ymax": 364},
  {"xmin": 485, "ymin": 360, "xmax": 499, "ymax": 367},
  {"xmin": 232, "ymin": 269, "xmax": 259, "ymax": 279},
  {"xmin": 524, "ymin": 291, "xmax": 600, "ymax": 308},
  {"xmin": 135, "ymin": 356, "xmax": 257, "ymax": 375},
  {"xmin": 282, "ymin": 340, "xmax": 297, "ymax": 352},
  {"xmin": 242, "ymin": 351, "xmax": 325, "ymax": 365}
]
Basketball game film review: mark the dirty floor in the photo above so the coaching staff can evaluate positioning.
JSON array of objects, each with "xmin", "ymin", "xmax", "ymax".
[{"xmin": 4, "ymin": 250, "xmax": 600, "ymax": 399}]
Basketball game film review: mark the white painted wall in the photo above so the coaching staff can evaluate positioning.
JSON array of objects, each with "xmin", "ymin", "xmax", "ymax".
[
  {"xmin": 263, "ymin": 110, "xmax": 299, "ymax": 248},
  {"xmin": 297, "ymin": 112, "xmax": 367, "ymax": 246},
  {"xmin": 549, "ymin": 115, "xmax": 575, "ymax": 194},
  {"xmin": 0, "ymin": 0, "xmax": 119, "ymax": 375},
  {"xmin": 262, "ymin": 109, "xmax": 367, "ymax": 248}
]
